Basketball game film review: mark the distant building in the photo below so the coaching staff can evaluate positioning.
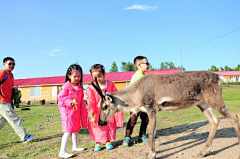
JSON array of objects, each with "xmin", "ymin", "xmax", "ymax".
[
  {"xmin": 14, "ymin": 69, "xmax": 180, "ymax": 105},
  {"xmin": 214, "ymin": 71, "xmax": 240, "ymax": 83}
]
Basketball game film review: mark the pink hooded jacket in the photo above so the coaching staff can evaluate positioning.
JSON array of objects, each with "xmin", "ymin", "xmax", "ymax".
[
  {"xmin": 58, "ymin": 81, "xmax": 88, "ymax": 133},
  {"xmin": 85, "ymin": 80, "xmax": 124, "ymax": 142}
]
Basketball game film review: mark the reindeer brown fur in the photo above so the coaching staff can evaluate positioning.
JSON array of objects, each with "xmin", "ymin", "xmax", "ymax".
[{"xmin": 91, "ymin": 71, "xmax": 240, "ymax": 159}]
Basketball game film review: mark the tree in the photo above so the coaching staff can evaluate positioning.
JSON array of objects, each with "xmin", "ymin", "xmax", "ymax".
[
  {"xmin": 235, "ymin": 64, "xmax": 240, "ymax": 71},
  {"xmin": 160, "ymin": 62, "xmax": 168, "ymax": 69},
  {"xmin": 224, "ymin": 65, "xmax": 233, "ymax": 71},
  {"xmin": 121, "ymin": 62, "xmax": 136, "ymax": 72},
  {"xmin": 208, "ymin": 65, "xmax": 219, "ymax": 72},
  {"xmin": 177, "ymin": 66, "xmax": 186, "ymax": 71},
  {"xmin": 109, "ymin": 61, "xmax": 118, "ymax": 73},
  {"xmin": 208, "ymin": 64, "xmax": 240, "ymax": 71},
  {"xmin": 149, "ymin": 65, "xmax": 156, "ymax": 70},
  {"xmin": 159, "ymin": 61, "xmax": 176, "ymax": 69}
]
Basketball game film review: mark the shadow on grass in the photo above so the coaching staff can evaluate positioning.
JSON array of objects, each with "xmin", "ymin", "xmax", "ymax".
[
  {"xmin": 37, "ymin": 129, "xmax": 90, "ymax": 143},
  {"xmin": 0, "ymin": 129, "xmax": 90, "ymax": 149},
  {"xmin": 34, "ymin": 133, "xmax": 63, "ymax": 142},
  {"xmin": 79, "ymin": 128, "xmax": 89, "ymax": 135},
  {"xmin": 0, "ymin": 133, "xmax": 64, "ymax": 149}
]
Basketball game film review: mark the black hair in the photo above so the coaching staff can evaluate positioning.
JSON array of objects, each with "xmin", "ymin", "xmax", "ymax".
[
  {"xmin": 133, "ymin": 56, "xmax": 147, "ymax": 67},
  {"xmin": 89, "ymin": 64, "xmax": 105, "ymax": 76},
  {"xmin": 3, "ymin": 57, "xmax": 15, "ymax": 63},
  {"xmin": 65, "ymin": 64, "xmax": 83, "ymax": 85}
]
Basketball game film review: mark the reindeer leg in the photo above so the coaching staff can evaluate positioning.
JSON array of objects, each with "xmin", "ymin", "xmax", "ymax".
[
  {"xmin": 216, "ymin": 105, "xmax": 240, "ymax": 159},
  {"xmin": 197, "ymin": 105, "xmax": 220, "ymax": 157},
  {"xmin": 147, "ymin": 109, "xmax": 157, "ymax": 159}
]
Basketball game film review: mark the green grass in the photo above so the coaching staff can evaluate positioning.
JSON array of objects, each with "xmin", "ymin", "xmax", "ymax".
[
  {"xmin": 222, "ymin": 87, "xmax": 240, "ymax": 101},
  {"xmin": 223, "ymin": 82, "xmax": 240, "ymax": 85},
  {"xmin": 0, "ymin": 87, "xmax": 240, "ymax": 158}
]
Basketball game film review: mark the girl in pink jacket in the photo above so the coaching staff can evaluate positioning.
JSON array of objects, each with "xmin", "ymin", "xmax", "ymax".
[
  {"xmin": 85, "ymin": 64, "xmax": 124, "ymax": 152},
  {"xmin": 58, "ymin": 64, "xmax": 88, "ymax": 158}
]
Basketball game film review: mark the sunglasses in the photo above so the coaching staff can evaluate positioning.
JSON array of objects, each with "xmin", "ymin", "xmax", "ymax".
[
  {"xmin": 7, "ymin": 63, "xmax": 15, "ymax": 66},
  {"xmin": 140, "ymin": 62, "xmax": 150, "ymax": 65}
]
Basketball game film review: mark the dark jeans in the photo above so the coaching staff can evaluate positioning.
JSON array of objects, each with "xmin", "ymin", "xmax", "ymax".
[{"xmin": 125, "ymin": 111, "xmax": 149, "ymax": 137}]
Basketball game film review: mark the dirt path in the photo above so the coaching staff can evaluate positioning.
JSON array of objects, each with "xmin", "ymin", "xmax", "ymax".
[{"xmin": 47, "ymin": 114, "xmax": 240, "ymax": 159}]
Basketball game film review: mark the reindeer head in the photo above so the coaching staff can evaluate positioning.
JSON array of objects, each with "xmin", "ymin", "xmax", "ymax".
[
  {"xmin": 99, "ymin": 94, "xmax": 120, "ymax": 126},
  {"xmin": 91, "ymin": 78, "xmax": 119, "ymax": 126}
]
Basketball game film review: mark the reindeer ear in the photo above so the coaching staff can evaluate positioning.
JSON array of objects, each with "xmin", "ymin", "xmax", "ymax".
[
  {"xmin": 115, "ymin": 98, "xmax": 129, "ymax": 107},
  {"xmin": 105, "ymin": 95, "xmax": 113, "ymax": 102}
]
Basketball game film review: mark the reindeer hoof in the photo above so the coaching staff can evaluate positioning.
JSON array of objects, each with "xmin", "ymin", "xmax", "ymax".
[
  {"xmin": 196, "ymin": 153, "xmax": 204, "ymax": 158},
  {"xmin": 148, "ymin": 152, "xmax": 156, "ymax": 159},
  {"xmin": 197, "ymin": 150, "xmax": 210, "ymax": 158}
]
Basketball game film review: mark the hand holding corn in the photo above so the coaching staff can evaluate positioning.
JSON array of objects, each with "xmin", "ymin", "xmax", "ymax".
[
  {"xmin": 71, "ymin": 98, "xmax": 78, "ymax": 111},
  {"xmin": 89, "ymin": 113, "xmax": 96, "ymax": 127}
]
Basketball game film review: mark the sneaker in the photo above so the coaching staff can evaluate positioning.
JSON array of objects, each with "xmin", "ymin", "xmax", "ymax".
[
  {"xmin": 22, "ymin": 134, "xmax": 35, "ymax": 143},
  {"xmin": 59, "ymin": 152, "xmax": 73, "ymax": 158},
  {"xmin": 72, "ymin": 147, "xmax": 85, "ymax": 152},
  {"xmin": 106, "ymin": 142, "xmax": 114, "ymax": 150},
  {"xmin": 138, "ymin": 134, "xmax": 149, "ymax": 143},
  {"xmin": 94, "ymin": 144, "xmax": 101, "ymax": 151},
  {"xmin": 122, "ymin": 137, "xmax": 130, "ymax": 146}
]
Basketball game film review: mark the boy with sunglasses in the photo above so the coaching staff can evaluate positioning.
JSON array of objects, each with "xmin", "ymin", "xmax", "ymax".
[
  {"xmin": 122, "ymin": 56, "xmax": 150, "ymax": 146},
  {"xmin": 0, "ymin": 57, "xmax": 34, "ymax": 143}
]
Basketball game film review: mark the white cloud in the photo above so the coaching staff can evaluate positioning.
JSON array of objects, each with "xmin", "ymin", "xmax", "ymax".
[
  {"xmin": 124, "ymin": 4, "xmax": 157, "ymax": 11},
  {"xmin": 47, "ymin": 48, "xmax": 63, "ymax": 56}
]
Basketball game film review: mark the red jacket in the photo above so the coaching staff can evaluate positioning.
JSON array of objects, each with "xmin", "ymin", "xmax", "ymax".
[{"xmin": 0, "ymin": 69, "xmax": 14, "ymax": 104}]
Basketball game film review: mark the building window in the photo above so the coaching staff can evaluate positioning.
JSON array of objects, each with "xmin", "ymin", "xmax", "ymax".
[
  {"xmin": 236, "ymin": 76, "xmax": 239, "ymax": 82},
  {"xmin": 30, "ymin": 86, "xmax": 41, "ymax": 97},
  {"xmin": 126, "ymin": 82, "xmax": 130, "ymax": 87},
  {"xmin": 230, "ymin": 76, "xmax": 234, "ymax": 82},
  {"xmin": 52, "ymin": 86, "xmax": 57, "ymax": 97}
]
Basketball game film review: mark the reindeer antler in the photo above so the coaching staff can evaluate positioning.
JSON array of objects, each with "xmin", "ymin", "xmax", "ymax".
[{"xmin": 91, "ymin": 77, "xmax": 105, "ymax": 99}]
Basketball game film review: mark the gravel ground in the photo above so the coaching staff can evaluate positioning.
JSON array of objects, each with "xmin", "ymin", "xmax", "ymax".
[{"xmin": 46, "ymin": 113, "xmax": 240, "ymax": 159}]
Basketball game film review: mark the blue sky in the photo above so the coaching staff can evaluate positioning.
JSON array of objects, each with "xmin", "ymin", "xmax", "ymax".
[{"xmin": 1, "ymin": 1, "xmax": 239, "ymax": 79}]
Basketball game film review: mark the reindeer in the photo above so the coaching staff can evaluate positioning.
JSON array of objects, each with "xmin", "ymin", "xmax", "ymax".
[{"xmin": 91, "ymin": 71, "xmax": 240, "ymax": 159}]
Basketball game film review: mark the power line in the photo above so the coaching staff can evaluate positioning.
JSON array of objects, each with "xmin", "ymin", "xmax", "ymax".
[{"xmin": 182, "ymin": 27, "xmax": 240, "ymax": 51}]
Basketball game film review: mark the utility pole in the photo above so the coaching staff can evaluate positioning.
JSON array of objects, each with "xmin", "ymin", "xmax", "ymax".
[{"xmin": 180, "ymin": 43, "xmax": 183, "ymax": 72}]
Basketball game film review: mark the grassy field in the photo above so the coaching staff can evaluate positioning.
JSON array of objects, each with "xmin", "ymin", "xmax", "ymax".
[{"xmin": 0, "ymin": 87, "xmax": 239, "ymax": 158}]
